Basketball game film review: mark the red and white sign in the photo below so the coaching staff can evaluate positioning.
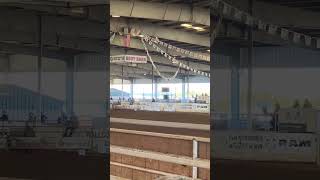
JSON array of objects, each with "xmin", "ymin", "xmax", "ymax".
[{"xmin": 111, "ymin": 55, "xmax": 147, "ymax": 64}]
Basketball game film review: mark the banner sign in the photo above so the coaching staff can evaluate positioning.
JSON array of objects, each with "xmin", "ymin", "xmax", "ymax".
[
  {"xmin": 213, "ymin": 131, "xmax": 317, "ymax": 162},
  {"xmin": 56, "ymin": 137, "xmax": 90, "ymax": 149},
  {"xmin": 110, "ymin": 55, "xmax": 147, "ymax": 64}
]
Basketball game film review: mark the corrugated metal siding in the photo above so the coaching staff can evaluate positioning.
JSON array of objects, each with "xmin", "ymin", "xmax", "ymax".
[
  {"xmin": 216, "ymin": 47, "xmax": 320, "ymax": 68},
  {"xmin": 212, "ymin": 53, "xmax": 231, "ymax": 68},
  {"xmin": 75, "ymin": 53, "xmax": 107, "ymax": 72},
  {"xmin": 253, "ymin": 47, "xmax": 320, "ymax": 68},
  {"xmin": 0, "ymin": 85, "xmax": 63, "ymax": 120}
]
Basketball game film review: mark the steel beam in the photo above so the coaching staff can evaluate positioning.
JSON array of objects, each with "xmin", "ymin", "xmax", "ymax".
[
  {"xmin": 110, "ymin": 18, "xmax": 210, "ymax": 48},
  {"xmin": 110, "ymin": 0, "xmax": 209, "ymax": 26}
]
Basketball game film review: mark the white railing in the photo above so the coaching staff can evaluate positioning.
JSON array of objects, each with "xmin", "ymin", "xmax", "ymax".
[{"xmin": 112, "ymin": 102, "xmax": 209, "ymax": 113}]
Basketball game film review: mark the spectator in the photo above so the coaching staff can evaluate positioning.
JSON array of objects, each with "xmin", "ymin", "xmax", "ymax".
[
  {"xmin": 64, "ymin": 112, "xmax": 78, "ymax": 137},
  {"xmin": 41, "ymin": 113, "xmax": 47, "ymax": 124},
  {"xmin": 24, "ymin": 121, "xmax": 35, "ymax": 137},
  {"xmin": 303, "ymin": 98, "xmax": 313, "ymax": 108},
  {"xmin": 292, "ymin": 99, "xmax": 301, "ymax": 109},
  {"xmin": 0, "ymin": 110, "xmax": 8, "ymax": 121}
]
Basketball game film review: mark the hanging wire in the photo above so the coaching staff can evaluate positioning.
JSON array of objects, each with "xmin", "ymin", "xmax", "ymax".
[{"xmin": 141, "ymin": 37, "xmax": 181, "ymax": 81}]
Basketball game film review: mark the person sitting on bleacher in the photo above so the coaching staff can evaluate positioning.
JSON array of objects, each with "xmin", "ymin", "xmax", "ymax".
[
  {"xmin": 63, "ymin": 112, "xmax": 78, "ymax": 137},
  {"xmin": 28, "ymin": 112, "xmax": 36, "ymax": 124},
  {"xmin": 0, "ymin": 110, "xmax": 8, "ymax": 121},
  {"xmin": 57, "ymin": 112, "xmax": 67, "ymax": 124},
  {"xmin": 24, "ymin": 121, "xmax": 35, "ymax": 137},
  {"xmin": 41, "ymin": 113, "xmax": 47, "ymax": 124},
  {"xmin": 292, "ymin": 99, "xmax": 301, "ymax": 109},
  {"xmin": 303, "ymin": 98, "xmax": 313, "ymax": 108}
]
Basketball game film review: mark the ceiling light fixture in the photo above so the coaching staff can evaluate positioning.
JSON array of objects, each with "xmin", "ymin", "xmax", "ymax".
[
  {"xmin": 112, "ymin": 15, "xmax": 121, "ymax": 18},
  {"xmin": 193, "ymin": 26, "xmax": 205, "ymax": 31},
  {"xmin": 181, "ymin": 23, "xmax": 193, "ymax": 28}
]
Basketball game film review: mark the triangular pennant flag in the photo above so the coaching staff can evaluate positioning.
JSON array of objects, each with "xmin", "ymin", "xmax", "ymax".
[
  {"xmin": 305, "ymin": 35, "xmax": 312, "ymax": 46},
  {"xmin": 222, "ymin": 3, "xmax": 231, "ymax": 15},
  {"xmin": 245, "ymin": 15, "xmax": 253, "ymax": 25},
  {"xmin": 293, "ymin": 32, "xmax": 301, "ymax": 43},
  {"xmin": 280, "ymin": 28, "xmax": 289, "ymax": 40},
  {"xmin": 234, "ymin": 8, "xmax": 242, "ymax": 21},
  {"xmin": 268, "ymin": 24, "xmax": 278, "ymax": 35},
  {"xmin": 258, "ymin": 20, "xmax": 266, "ymax": 31},
  {"xmin": 317, "ymin": 39, "xmax": 320, "ymax": 49}
]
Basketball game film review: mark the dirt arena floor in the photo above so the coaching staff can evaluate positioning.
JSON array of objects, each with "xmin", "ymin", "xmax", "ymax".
[
  {"xmin": 0, "ymin": 150, "xmax": 108, "ymax": 180},
  {"xmin": 110, "ymin": 110, "xmax": 210, "ymax": 137},
  {"xmin": 213, "ymin": 159, "xmax": 320, "ymax": 180},
  {"xmin": 111, "ymin": 110, "xmax": 209, "ymax": 124}
]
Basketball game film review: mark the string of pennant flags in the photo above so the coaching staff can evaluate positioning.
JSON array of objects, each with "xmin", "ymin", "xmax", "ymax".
[
  {"xmin": 109, "ymin": 31, "xmax": 210, "ymax": 80},
  {"xmin": 142, "ymin": 34, "xmax": 210, "ymax": 78},
  {"xmin": 211, "ymin": 0, "xmax": 320, "ymax": 49},
  {"xmin": 141, "ymin": 37, "xmax": 181, "ymax": 81},
  {"xmin": 149, "ymin": 36, "xmax": 210, "ymax": 62}
]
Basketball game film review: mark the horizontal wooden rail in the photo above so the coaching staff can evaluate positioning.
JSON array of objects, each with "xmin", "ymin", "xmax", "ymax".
[
  {"xmin": 110, "ymin": 128, "xmax": 210, "ymax": 142},
  {"xmin": 111, "ymin": 118, "xmax": 210, "ymax": 131},
  {"xmin": 110, "ymin": 162, "xmax": 197, "ymax": 180},
  {"xmin": 110, "ymin": 145, "xmax": 210, "ymax": 169}
]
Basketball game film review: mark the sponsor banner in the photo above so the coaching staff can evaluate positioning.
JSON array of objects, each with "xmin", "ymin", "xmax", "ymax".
[
  {"xmin": 110, "ymin": 55, "xmax": 147, "ymax": 64},
  {"xmin": 213, "ymin": 131, "xmax": 317, "ymax": 162},
  {"xmin": 56, "ymin": 137, "xmax": 90, "ymax": 149}
]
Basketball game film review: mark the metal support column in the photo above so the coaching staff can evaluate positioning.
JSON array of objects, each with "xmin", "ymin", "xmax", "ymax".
[
  {"xmin": 247, "ymin": 0, "xmax": 254, "ymax": 129},
  {"xmin": 130, "ymin": 78, "xmax": 134, "ymax": 98},
  {"xmin": 66, "ymin": 58, "xmax": 74, "ymax": 116},
  {"xmin": 230, "ymin": 51, "xmax": 240, "ymax": 129},
  {"xmin": 187, "ymin": 61, "xmax": 190, "ymax": 101},
  {"xmin": 37, "ymin": 15, "xmax": 43, "ymax": 124},
  {"xmin": 154, "ymin": 78, "xmax": 158, "ymax": 100},
  {"xmin": 182, "ymin": 77, "xmax": 186, "ymax": 102},
  {"xmin": 121, "ymin": 65, "xmax": 124, "ymax": 100},
  {"xmin": 152, "ymin": 66, "xmax": 154, "ymax": 100}
]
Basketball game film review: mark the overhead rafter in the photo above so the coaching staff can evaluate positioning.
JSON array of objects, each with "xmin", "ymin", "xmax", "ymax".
[
  {"xmin": 227, "ymin": 0, "xmax": 320, "ymax": 29},
  {"xmin": 110, "ymin": 0, "xmax": 209, "ymax": 26},
  {"xmin": 111, "ymin": 18, "xmax": 210, "ymax": 48},
  {"xmin": 111, "ymin": 34, "xmax": 210, "ymax": 63},
  {"xmin": 0, "ymin": 7, "xmax": 108, "ymax": 55}
]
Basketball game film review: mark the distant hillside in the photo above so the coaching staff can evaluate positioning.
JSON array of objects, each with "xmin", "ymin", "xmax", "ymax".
[{"xmin": 110, "ymin": 88, "xmax": 130, "ymax": 97}]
